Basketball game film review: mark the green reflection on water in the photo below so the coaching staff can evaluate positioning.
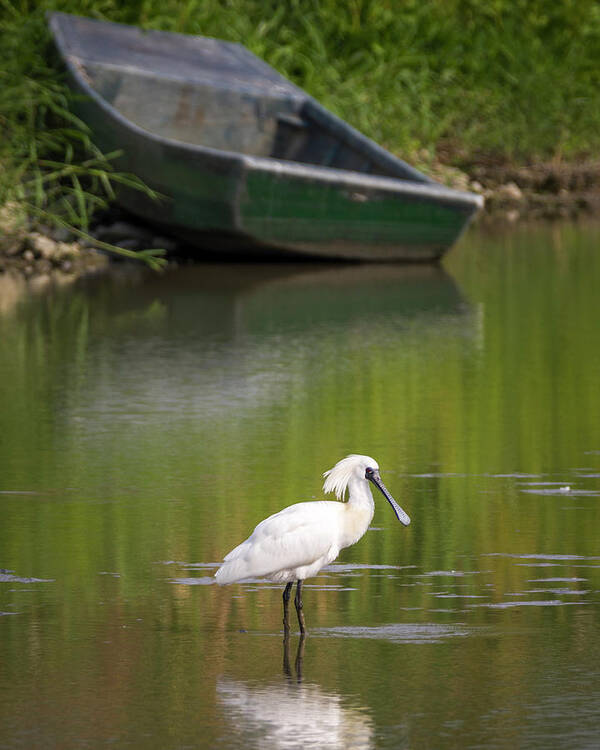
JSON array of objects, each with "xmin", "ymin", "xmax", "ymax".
[{"xmin": 1, "ymin": 222, "xmax": 599, "ymax": 748}]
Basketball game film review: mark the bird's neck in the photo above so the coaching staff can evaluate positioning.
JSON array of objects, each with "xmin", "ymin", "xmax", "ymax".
[
  {"xmin": 341, "ymin": 478, "xmax": 375, "ymax": 548},
  {"xmin": 346, "ymin": 478, "xmax": 375, "ymax": 510}
]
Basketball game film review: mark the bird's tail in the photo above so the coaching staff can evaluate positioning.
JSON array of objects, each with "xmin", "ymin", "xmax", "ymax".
[{"xmin": 214, "ymin": 560, "xmax": 244, "ymax": 585}]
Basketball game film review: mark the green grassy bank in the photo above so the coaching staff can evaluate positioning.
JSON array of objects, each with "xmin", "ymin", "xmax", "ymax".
[{"xmin": 2, "ymin": 0, "xmax": 600, "ymax": 257}]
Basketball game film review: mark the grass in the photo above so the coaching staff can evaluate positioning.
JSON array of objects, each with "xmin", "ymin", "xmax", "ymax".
[
  {"xmin": 97, "ymin": 0, "xmax": 600, "ymax": 163},
  {"xmin": 0, "ymin": 1, "xmax": 167, "ymax": 267},
  {"xmin": 2, "ymin": 0, "xmax": 600, "ymax": 259}
]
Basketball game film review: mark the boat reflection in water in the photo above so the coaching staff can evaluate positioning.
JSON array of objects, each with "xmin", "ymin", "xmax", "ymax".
[{"xmin": 18, "ymin": 262, "xmax": 475, "ymax": 427}]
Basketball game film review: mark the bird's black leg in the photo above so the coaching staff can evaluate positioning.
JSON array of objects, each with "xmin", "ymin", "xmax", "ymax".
[
  {"xmin": 283, "ymin": 582, "xmax": 293, "ymax": 635},
  {"xmin": 294, "ymin": 580, "xmax": 307, "ymax": 635}
]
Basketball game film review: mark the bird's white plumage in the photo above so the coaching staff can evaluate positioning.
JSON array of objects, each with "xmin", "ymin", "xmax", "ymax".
[
  {"xmin": 214, "ymin": 454, "xmax": 399, "ymax": 586},
  {"xmin": 216, "ymin": 501, "xmax": 346, "ymax": 583}
]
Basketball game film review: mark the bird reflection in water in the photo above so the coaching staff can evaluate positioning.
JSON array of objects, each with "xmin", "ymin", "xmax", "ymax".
[
  {"xmin": 283, "ymin": 632, "xmax": 305, "ymax": 682},
  {"xmin": 217, "ymin": 636, "xmax": 374, "ymax": 749}
]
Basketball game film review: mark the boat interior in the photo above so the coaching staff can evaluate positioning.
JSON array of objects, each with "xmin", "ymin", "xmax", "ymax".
[{"xmin": 84, "ymin": 62, "xmax": 396, "ymax": 175}]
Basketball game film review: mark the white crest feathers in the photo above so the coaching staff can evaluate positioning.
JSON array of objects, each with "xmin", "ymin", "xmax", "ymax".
[{"xmin": 322, "ymin": 454, "xmax": 378, "ymax": 501}]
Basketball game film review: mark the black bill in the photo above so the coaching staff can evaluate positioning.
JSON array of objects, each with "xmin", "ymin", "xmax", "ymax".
[{"xmin": 368, "ymin": 470, "xmax": 411, "ymax": 526}]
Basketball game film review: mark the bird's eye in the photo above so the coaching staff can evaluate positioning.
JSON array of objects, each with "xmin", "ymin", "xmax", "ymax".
[{"xmin": 365, "ymin": 467, "xmax": 374, "ymax": 477}]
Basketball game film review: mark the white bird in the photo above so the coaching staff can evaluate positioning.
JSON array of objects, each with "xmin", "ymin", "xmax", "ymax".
[{"xmin": 214, "ymin": 454, "xmax": 411, "ymax": 634}]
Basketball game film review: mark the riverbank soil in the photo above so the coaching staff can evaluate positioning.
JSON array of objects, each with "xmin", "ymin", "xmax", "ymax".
[
  {"xmin": 0, "ymin": 202, "xmax": 109, "ymax": 279},
  {"xmin": 470, "ymin": 159, "xmax": 600, "ymax": 223},
  {"xmin": 424, "ymin": 155, "xmax": 600, "ymax": 223}
]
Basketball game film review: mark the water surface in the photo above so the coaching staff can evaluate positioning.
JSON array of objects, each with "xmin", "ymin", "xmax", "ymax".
[{"xmin": 1, "ymin": 222, "xmax": 599, "ymax": 748}]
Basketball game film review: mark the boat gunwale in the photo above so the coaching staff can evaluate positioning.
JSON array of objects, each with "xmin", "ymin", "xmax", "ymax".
[
  {"xmin": 48, "ymin": 12, "xmax": 483, "ymax": 213},
  {"xmin": 64, "ymin": 58, "xmax": 307, "ymax": 102}
]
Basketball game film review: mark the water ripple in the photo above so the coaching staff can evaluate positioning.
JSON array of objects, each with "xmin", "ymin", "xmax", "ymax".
[
  {"xmin": 528, "ymin": 577, "xmax": 588, "ymax": 582},
  {"xmin": 170, "ymin": 576, "xmax": 215, "ymax": 585},
  {"xmin": 468, "ymin": 600, "xmax": 586, "ymax": 608},
  {"xmin": 0, "ymin": 572, "xmax": 54, "ymax": 584},
  {"xmin": 484, "ymin": 553, "xmax": 600, "ymax": 561},
  {"xmin": 313, "ymin": 623, "xmax": 485, "ymax": 644},
  {"xmin": 520, "ymin": 488, "xmax": 599, "ymax": 496}
]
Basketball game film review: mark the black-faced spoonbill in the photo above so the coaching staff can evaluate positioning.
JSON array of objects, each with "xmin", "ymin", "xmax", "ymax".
[{"xmin": 214, "ymin": 454, "xmax": 411, "ymax": 634}]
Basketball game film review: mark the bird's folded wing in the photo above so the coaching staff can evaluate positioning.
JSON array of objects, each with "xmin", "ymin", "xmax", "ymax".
[{"xmin": 218, "ymin": 501, "xmax": 342, "ymax": 582}]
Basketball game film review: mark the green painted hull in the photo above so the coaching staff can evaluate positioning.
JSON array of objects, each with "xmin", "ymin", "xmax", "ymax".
[{"xmin": 49, "ymin": 12, "xmax": 483, "ymax": 261}]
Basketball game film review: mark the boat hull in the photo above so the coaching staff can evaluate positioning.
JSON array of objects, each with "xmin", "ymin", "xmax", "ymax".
[{"xmin": 48, "ymin": 12, "xmax": 483, "ymax": 261}]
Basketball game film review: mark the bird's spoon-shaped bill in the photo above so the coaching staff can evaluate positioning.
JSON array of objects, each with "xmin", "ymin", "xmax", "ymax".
[{"xmin": 369, "ymin": 471, "xmax": 411, "ymax": 526}]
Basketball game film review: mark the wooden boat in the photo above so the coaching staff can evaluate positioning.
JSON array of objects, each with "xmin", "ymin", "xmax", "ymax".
[{"xmin": 48, "ymin": 12, "xmax": 483, "ymax": 261}]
